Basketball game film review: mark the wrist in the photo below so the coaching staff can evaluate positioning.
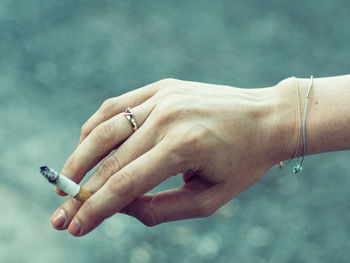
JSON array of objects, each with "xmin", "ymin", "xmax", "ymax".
[
  {"xmin": 250, "ymin": 74, "xmax": 350, "ymax": 170},
  {"xmin": 256, "ymin": 77, "xmax": 301, "ymax": 167},
  {"xmin": 265, "ymin": 76, "xmax": 319, "ymax": 166}
]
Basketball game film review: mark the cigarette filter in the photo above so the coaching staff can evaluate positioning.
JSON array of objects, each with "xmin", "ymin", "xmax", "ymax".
[{"xmin": 40, "ymin": 166, "xmax": 92, "ymax": 202}]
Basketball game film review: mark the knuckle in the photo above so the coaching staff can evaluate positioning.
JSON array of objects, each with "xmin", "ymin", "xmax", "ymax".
[
  {"xmin": 99, "ymin": 154, "xmax": 121, "ymax": 176},
  {"xmin": 167, "ymin": 137, "xmax": 189, "ymax": 163},
  {"xmin": 166, "ymin": 135, "xmax": 191, "ymax": 169},
  {"xmin": 153, "ymin": 96, "xmax": 181, "ymax": 124},
  {"xmin": 138, "ymin": 209, "xmax": 160, "ymax": 227},
  {"xmin": 154, "ymin": 87, "xmax": 176, "ymax": 101},
  {"xmin": 80, "ymin": 199, "xmax": 100, "ymax": 223},
  {"xmin": 167, "ymin": 125, "xmax": 208, "ymax": 167},
  {"xmin": 99, "ymin": 98, "xmax": 116, "ymax": 114},
  {"xmin": 187, "ymin": 125, "xmax": 208, "ymax": 147},
  {"xmin": 101, "ymin": 98, "xmax": 114, "ymax": 108},
  {"xmin": 80, "ymin": 122, "xmax": 90, "ymax": 138},
  {"xmin": 154, "ymin": 79, "xmax": 184, "ymax": 99},
  {"xmin": 93, "ymin": 121, "xmax": 116, "ymax": 143},
  {"xmin": 152, "ymin": 103, "xmax": 171, "ymax": 126},
  {"xmin": 158, "ymin": 96, "xmax": 177, "ymax": 110},
  {"xmin": 156, "ymin": 82, "xmax": 185, "ymax": 98},
  {"xmin": 157, "ymin": 78, "xmax": 178, "ymax": 86},
  {"xmin": 182, "ymin": 125, "xmax": 208, "ymax": 149},
  {"xmin": 108, "ymin": 170, "xmax": 134, "ymax": 196},
  {"xmin": 63, "ymin": 155, "xmax": 79, "ymax": 175}
]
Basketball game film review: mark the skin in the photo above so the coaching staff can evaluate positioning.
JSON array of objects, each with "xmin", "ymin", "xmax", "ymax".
[{"xmin": 50, "ymin": 76, "xmax": 350, "ymax": 237}]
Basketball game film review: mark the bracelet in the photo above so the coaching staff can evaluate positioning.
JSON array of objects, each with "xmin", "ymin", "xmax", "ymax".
[
  {"xmin": 277, "ymin": 77, "xmax": 302, "ymax": 169},
  {"xmin": 293, "ymin": 75, "xmax": 313, "ymax": 174},
  {"xmin": 278, "ymin": 76, "xmax": 314, "ymax": 174}
]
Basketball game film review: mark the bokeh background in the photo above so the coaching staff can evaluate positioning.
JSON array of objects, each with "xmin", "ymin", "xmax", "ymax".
[{"xmin": 1, "ymin": 0, "xmax": 350, "ymax": 262}]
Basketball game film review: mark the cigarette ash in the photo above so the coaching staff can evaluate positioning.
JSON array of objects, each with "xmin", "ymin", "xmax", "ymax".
[{"xmin": 40, "ymin": 166, "xmax": 59, "ymax": 183}]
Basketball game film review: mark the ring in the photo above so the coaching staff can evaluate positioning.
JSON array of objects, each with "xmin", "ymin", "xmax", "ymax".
[{"xmin": 124, "ymin": 107, "xmax": 138, "ymax": 132}]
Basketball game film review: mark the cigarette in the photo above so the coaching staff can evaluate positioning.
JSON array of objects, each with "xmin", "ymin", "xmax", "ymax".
[{"xmin": 40, "ymin": 166, "xmax": 92, "ymax": 202}]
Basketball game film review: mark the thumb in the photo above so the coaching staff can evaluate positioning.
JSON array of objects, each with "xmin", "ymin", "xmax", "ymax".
[{"xmin": 121, "ymin": 186, "xmax": 218, "ymax": 226}]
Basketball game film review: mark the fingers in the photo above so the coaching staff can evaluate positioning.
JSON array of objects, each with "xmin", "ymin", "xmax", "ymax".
[
  {"xmin": 82, "ymin": 119, "xmax": 156, "ymax": 193},
  {"xmin": 51, "ymin": 118, "xmax": 157, "ymax": 229},
  {"xmin": 120, "ymin": 186, "xmax": 219, "ymax": 227},
  {"xmin": 57, "ymin": 78, "xmax": 177, "ymax": 196},
  {"xmin": 59, "ymin": 100, "xmax": 154, "ymax": 188},
  {"xmin": 79, "ymin": 82, "xmax": 160, "ymax": 143},
  {"xmin": 67, "ymin": 140, "xmax": 182, "ymax": 236},
  {"xmin": 50, "ymin": 198, "xmax": 82, "ymax": 230}
]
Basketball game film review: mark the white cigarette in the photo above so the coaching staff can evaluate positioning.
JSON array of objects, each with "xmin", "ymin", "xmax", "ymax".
[{"xmin": 40, "ymin": 166, "xmax": 92, "ymax": 201}]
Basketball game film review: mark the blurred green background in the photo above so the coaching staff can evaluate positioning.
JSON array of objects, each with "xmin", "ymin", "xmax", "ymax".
[{"xmin": 1, "ymin": 0, "xmax": 350, "ymax": 262}]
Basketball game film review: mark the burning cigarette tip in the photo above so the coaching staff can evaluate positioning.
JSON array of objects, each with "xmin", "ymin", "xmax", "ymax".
[
  {"xmin": 39, "ymin": 165, "xmax": 92, "ymax": 202},
  {"xmin": 40, "ymin": 165, "xmax": 59, "ymax": 183}
]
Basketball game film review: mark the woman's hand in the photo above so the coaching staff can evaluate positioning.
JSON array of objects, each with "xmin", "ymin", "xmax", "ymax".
[{"xmin": 50, "ymin": 78, "xmax": 287, "ymax": 236}]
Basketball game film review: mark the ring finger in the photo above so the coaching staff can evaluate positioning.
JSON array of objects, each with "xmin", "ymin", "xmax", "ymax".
[{"xmin": 79, "ymin": 82, "xmax": 161, "ymax": 143}]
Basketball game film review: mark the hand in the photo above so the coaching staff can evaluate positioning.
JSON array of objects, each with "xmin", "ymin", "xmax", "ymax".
[{"xmin": 50, "ymin": 78, "xmax": 284, "ymax": 236}]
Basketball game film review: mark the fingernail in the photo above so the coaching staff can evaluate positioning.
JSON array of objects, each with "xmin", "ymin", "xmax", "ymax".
[
  {"xmin": 69, "ymin": 218, "xmax": 81, "ymax": 236},
  {"xmin": 55, "ymin": 186, "xmax": 66, "ymax": 196},
  {"xmin": 51, "ymin": 209, "xmax": 66, "ymax": 228}
]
